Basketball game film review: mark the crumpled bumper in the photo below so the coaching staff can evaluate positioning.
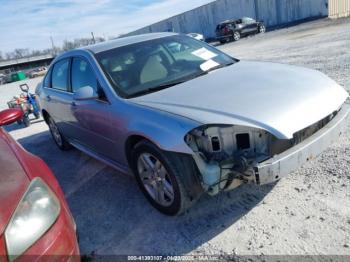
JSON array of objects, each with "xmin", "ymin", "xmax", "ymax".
[{"xmin": 255, "ymin": 101, "xmax": 350, "ymax": 185}]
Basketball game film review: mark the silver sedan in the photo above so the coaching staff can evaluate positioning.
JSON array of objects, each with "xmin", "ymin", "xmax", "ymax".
[{"xmin": 36, "ymin": 33, "xmax": 350, "ymax": 215}]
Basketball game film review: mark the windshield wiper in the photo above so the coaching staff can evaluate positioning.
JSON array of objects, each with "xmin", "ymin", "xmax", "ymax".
[
  {"xmin": 128, "ymin": 79, "xmax": 188, "ymax": 98},
  {"xmin": 205, "ymin": 62, "xmax": 235, "ymax": 73},
  {"xmin": 190, "ymin": 61, "xmax": 235, "ymax": 79}
]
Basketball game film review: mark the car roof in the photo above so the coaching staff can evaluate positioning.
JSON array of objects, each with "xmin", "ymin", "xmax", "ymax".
[
  {"xmin": 218, "ymin": 17, "xmax": 255, "ymax": 25},
  {"xmin": 218, "ymin": 19, "xmax": 236, "ymax": 25},
  {"xmin": 82, "ymin": 32, "xmax": 178, "ymax": 54}
]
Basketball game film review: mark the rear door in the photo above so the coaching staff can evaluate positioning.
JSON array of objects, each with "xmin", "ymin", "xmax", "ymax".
[
  {"xmin": 69, "ymin": 56, "xmax": 116, "ymax": 159},
  {"xmin": 43, "ymin": 58, "xmax": 76, "ymax": 139}
]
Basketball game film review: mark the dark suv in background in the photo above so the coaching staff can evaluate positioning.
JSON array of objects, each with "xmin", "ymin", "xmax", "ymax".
[{"xmin": 215, "ymin": 17, "xmax": 266, "ymax": 43}]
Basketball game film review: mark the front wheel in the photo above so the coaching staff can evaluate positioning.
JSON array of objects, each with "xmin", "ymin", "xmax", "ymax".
[
  {"xmin": 48, "ymin": 116, "xmax": 71, "ymax": 150},
  {"xmin": 233, "ymin": 31, "xmax": 241, "ymax": 41},
  {"xmin": 258, "ymin": 24, "xmax": 266, "ymax": 33},
  {"xmin": 131, "ymin": 140, "xmax": 203, "ymax": 215}
]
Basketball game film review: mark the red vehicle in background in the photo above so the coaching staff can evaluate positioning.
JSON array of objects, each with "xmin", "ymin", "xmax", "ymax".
[{"xmin": 0, "ymin": 109, "xmax": 79, "ymax": 261}]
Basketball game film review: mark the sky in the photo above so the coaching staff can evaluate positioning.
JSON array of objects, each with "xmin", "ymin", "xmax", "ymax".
[{"xmin": 0, "ymin": 0, "xmax": 215, "ymax": 53}]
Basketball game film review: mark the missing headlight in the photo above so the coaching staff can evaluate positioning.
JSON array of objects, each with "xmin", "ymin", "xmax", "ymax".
[
  {"xmin": 185, "ymin": 125, "xmax": 274, "ymax": 194},
  {"xmin": 236, "ymin": 133, "xmax": 250, "ymax": 150},
  {"xmin": 211, "ymin": 136, "xmax": 221, "ymax": 151}
]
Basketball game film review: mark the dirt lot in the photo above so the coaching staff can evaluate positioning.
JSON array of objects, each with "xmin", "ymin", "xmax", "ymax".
[{"xmin": 2, "ymin": 17, "xmax": 350, "ymax": 257}]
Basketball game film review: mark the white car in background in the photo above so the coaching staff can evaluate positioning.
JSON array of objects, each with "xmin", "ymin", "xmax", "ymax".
[
  {"xmin": 29, "ymin": 67, "xmax": 48, "ymax": 78},
  {"xmin": 187, "ymin": 33, "xmax": 205, "ymax": 41}
]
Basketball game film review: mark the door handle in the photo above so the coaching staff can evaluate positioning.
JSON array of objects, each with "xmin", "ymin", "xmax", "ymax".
[{"xmin": 46, "ymin": 95, "xmax": 51, "ymax": 101}]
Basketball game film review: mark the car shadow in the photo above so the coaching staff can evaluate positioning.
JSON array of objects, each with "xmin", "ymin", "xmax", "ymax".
[
  {"xmin": 210, "ymin": 41, "xmax": 222, "ymax": 47},
  {"xmin": 4, "ymin": 118, "xmax": 44, "ymax": 132},
  {"xmin": 18, "ymin": 131, "xmax": 275, "ymax": 256}
]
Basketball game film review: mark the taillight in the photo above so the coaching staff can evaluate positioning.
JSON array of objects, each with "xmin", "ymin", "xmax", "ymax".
[{"xmin": 223, "ymin": 27, "xmax": 229, "ymax": 34}]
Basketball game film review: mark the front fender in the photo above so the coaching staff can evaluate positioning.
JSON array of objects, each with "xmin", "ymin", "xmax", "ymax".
[{"xmin": 125, "ymin": 106, "xmax": 200, "ymax": 155}]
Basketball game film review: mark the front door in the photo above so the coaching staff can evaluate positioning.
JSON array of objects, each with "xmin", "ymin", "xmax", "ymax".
[
  {"xmin": 243, "ymin": 18, "xmax": 259, "ymax": 33},
  {"xmin": 68, "ymin": 57, "xmax": 116, "ymax": 159}
]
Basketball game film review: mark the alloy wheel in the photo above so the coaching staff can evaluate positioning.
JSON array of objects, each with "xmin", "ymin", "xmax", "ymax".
[
  {"xmin": 49, "ymin": 118, "xmax": 62, "ymax": 147},
  {"xmin": 234, "ymin": 32, "xmax": 240, "ymax": 41},
  {"xmin": 137, "ymin": 153, "xmax": 175, "ymax": 207}
]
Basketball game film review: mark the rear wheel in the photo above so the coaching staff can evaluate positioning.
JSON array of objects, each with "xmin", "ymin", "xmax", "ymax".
[
  {"xmin": 131, "ymin": 140, "xmax": 203, "ymax": 215},
  {"xmin": 48, "ymin": 116, "xmax": 71, "ymax": 150}
]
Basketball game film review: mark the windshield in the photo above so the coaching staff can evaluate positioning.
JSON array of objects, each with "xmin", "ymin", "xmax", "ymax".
[{"xmin": 95, "ymin": 35, "xmax": 237, "ymax": 98}]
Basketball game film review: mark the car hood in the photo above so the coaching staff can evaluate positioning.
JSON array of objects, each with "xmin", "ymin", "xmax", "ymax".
[
  {"xmin": 0, "ymin": 134, "xmax": 30, "ymax": 235},
  {"xmin": 130, "ymin": 61, "xmax": 349, "ymax": 139}
]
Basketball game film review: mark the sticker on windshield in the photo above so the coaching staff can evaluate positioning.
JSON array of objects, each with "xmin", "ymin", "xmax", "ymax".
[
  {"xmin": 200, "ymin": 59, "xmax": 219, "ymax": 71},
  {"xmin": 192, "ymin": 47, "xmax": 217, "ymax": 60}
]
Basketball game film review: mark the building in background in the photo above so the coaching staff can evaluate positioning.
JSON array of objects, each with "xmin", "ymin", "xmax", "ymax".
[
  {"xmin": 126, "ymin": 0, "xmax": 330, "ymax": 40},
  {"xmin": 329, "ymin": 0, "xmax": 350, "ymax": 18},
  {"xmin": 0, "ymin": 54, "xmax": 54, "ymax": 75}
]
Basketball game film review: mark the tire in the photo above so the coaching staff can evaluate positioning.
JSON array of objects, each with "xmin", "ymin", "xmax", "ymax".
[
  {"xmin": 258, "ymin": 24, "xmax": 266, "ymax": 33},
  {"xmin": 233, "ymin": 31, "xmax": 241, "ymax": 41},
  {"xmin": 130, "ymin": 140, "xmax": 203, "ymax": 216},
  {"xmin": 23, "ymin": 116, "xmax": 31, "ymax": 127},
  {"xmin": 47, "ymin": 115, "xmax": 71, "ymax": 150}
]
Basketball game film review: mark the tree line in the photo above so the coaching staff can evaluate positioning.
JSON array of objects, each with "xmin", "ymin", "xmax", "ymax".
[{"xmin": 0, "ymin": 36, "xmax": 106, "ymax": 61}]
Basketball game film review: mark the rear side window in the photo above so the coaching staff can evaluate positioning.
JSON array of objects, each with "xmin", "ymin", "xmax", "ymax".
[
  {"xmin": 51, "ymin": 59, "xmax": 69, "ymax": 91},
  {"xmin": 43, "ymin": 67, "xmax": 52, "ymax": 87},
  {"xmin": 71, "ymin": 58, "xmax": 97, "ymax": 93}
]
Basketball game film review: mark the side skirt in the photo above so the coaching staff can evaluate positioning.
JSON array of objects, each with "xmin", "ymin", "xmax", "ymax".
[{"xmin": 69, "ymin": 140, "xmax": 132, "ymax": 176}]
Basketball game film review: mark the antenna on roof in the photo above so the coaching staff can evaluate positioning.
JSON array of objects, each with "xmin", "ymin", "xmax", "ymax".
[
  {"xmin": 91, "ymin": 32, "xmax": 96, "ymax": 44},
  {"xmin": 50, "ymin": 36, "xmax": 56, "ymax": 56}
]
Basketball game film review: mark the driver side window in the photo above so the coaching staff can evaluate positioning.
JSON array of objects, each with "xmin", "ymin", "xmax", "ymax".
[
  {"xmin": 71, "ymin": 58, "xmax": 98, "ymax": 93},
  {"xmin": 242, "ymin": 17, "xmax": 256, "ymax": 24}
]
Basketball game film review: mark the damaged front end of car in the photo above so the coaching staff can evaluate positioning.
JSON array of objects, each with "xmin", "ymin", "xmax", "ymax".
[
  {"xmin": 184, "ymin": 102, "xmax": 350, "ymax": 196},
  {"xmin": 184, "ymin": 125, "xmax": 278, "ymax": 195}
]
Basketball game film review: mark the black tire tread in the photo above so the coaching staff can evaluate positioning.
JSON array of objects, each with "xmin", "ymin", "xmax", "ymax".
[
  {"xmin": 131, "ymin": 140, "xmax": 203, "ymax": 215},
  {"xmin": 48, "ymin": 115, "xmax": 72, "ymax": 150}
]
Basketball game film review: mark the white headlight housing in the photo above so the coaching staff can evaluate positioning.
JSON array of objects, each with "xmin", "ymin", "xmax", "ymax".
[{"xmin": 5, "ymin": 177, "xmax": 60, "ymax": 261}]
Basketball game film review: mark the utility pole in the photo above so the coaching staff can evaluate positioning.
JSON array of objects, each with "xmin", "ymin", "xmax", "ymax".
[
  {"xmin": 91, "ymin": 32, "xmax": 96, "ymax": 44},
  {"xmin": 50, "ymin": 36, "xmax": 56, "ymax": 56}
]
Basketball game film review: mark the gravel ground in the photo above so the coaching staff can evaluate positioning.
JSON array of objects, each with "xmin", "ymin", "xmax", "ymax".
[{"xmin": 2, "ymin": 17, "xmax": 350, "ymax": 258}]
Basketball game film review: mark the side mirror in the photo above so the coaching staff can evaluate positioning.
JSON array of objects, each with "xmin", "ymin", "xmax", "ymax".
[
  {"xmin": 73, "ymin": 86, "xmax": 98, "ymax": 101},
  {"xmin": 0, "ymin": 109, "xmax": 23, "ymax": 126}
]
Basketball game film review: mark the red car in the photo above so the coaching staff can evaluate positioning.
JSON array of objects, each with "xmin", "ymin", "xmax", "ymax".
[{"xmin": 0, "ymin": 109, "xmax": 79, "ymax": 261}]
